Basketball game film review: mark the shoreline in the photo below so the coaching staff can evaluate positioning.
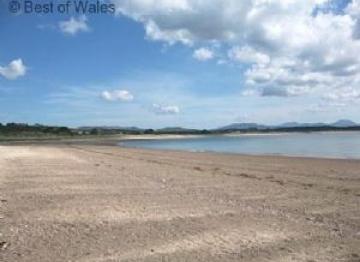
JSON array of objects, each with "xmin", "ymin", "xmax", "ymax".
[
  {"xmin": 127, "ymin": 147, "xmax": 360, "ymax": 162},
  {"xmin": 120, "ymin": 147, "xmax": 360, "ymax": 162},
  {"xmin": 119, "ymin": 130, "xmax": 360, "ymax": 140},
  {"xmin": 2, "ymin": 129, "xmax": 360, "ymax": 143},
  {"xmin": 2, "ymin": 131, "xmax": 360, "ymax": 161},
  {"xmin": 118, "ymin": 132, "xmax": 360, "ymax": 161}
]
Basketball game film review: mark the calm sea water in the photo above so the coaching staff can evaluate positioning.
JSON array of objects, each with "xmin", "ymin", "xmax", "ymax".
[{"xmin": 120, "ymin": 132, "xmax": 360, "ymax": 159}]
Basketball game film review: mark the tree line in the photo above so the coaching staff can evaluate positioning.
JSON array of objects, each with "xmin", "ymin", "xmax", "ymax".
[{"xmin": 0, "ymin": 123, "xmax": 73, "ymax": 137}]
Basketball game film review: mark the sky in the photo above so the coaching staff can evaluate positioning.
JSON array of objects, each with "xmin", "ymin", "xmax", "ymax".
[{"xmin": 1, "ymin": 0, "xmax": 360, "ymax": 129}]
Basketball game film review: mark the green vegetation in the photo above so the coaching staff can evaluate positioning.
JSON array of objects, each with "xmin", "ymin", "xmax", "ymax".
[{"xmin": 0, "ymin": 123, "xmax": 73, "ymax": 141}]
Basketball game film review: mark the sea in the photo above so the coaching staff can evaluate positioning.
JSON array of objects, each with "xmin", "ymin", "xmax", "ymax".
[{"xmin": 119, "ymin": 132, "xmax": 360, "ymax": 159}]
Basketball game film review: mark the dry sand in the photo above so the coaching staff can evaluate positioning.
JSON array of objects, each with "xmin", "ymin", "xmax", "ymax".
[{"xmin": 0, "ymin": 144, "xmax": 359, "ymax": 262}]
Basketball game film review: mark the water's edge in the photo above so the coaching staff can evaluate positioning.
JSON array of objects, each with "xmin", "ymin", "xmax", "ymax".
[{"xmin": 119, "ymin": 132, "xmax": 360, "ymax": 160}]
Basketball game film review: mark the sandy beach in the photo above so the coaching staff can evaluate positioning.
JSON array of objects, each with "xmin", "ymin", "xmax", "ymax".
[{"xmin": 0, "ymin": 144, "xmax": 359, "ymax": 262}]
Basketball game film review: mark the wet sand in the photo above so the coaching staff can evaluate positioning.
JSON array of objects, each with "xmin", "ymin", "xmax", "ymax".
[{"xmin": 0, "ymin": 145, "xmax": 359, "ymax": 261}]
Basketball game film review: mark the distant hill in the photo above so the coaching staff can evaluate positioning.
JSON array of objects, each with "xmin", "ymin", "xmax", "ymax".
[
  {"xmin": 79, "ymin": 120, "xmax": 359, "ymax": 134},
  {"xmin": 156, "ymin": 127, "xmax": 198, "ymax": 133},
  {"xmin": 79, "ymin": 126, "xmax": 143, "ymax": 131},
  {"xmin": 217, "ymin": 123, "xmax": 268, "ymax": 131},
  {"xmin": 278, "ymin": 122, "xmax": 327, "ymax": 128},
  {"xmin": 332, "ymin": 119, "xmax": 358, "ymax": 128},
  {"xmin": 217, "ymin": 119, "xmax": 359, "ymax": 131}
]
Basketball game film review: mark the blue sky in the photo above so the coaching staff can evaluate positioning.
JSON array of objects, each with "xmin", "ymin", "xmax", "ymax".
[{"xmin": 1, "ymin": 0, "xmax": 360, "ymax": 128}]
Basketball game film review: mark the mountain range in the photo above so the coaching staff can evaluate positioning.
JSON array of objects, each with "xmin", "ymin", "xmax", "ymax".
[
  {"xmin": 217, "ymin": 119, "xmax": 359, "ymax": 131},
  {"xmin": 79, "ymin": 119, "xmax": 359, "ymax": 133}
]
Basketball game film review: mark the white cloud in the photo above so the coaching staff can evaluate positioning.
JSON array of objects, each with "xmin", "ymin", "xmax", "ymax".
[
  {"xmin": 0, "ymin": 59, "xmax": 27, "ymax": 80},
  {"xmin": 101, "ymin": 90, "xmax": 134, "ymax": 102},
  {"xmin": 59, "ymin": 16, "xmax": 90, "ymax": 35},
  {"xmin": 145, "ymin": 20, "xmax": 193, "ymax": 46},
  {"xmin": 228, "ymin": 46, "xmax": 270, "ymax": 65},
  {"xmin": 111, "ymin": 0, "xmax": 360, "ymax": 102},
  {"xmin": 112, "ymin": 0, "xmax": 329, "ymax": 46},
  {"xmin": 323, "ymin": 86, "xmax": 360, "ymax": 104},
  {"xmin": 193, "ymin": 48, "xmax": 214, "ymax": 61},
  {"xmin": 152, "ymin": 104, "xmax": 180, "ymax": 115}
]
